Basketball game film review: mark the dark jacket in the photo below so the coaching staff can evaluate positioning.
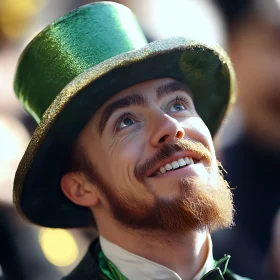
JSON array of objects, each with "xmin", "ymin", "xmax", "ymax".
[{"xmin": 62, "ymin": 239, "xmax": 250, "ymax": 280}]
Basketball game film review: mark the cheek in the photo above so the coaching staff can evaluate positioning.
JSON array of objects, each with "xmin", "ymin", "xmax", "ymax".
[
  {"xmin": 186, "ymin": 117, "xmax": 211, "ymax": 134},
  {"xmin": 183, "ymin": 116, "xmax": 217, "ymax": 165},
  {"xmin": 102, "ymin": 135, "xmax": 155, "ymax": 202},
  {"xmin": 105, "ymin": 134, "xmax": 144, "ymax": 181},
  {"xmin": 184, "ymin": 117, "xmax": 214, "ymax": 146}
]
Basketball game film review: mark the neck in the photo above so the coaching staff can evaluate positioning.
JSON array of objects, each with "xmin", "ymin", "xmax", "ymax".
[{"xmin": 97, "ymin": 218, "xmax": 209, "ymax": 280}]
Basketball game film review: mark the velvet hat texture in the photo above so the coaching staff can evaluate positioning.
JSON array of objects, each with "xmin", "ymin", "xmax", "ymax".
[{"xmin": 13, "ymin": 1, "xmax": 236, "ymax": 228}]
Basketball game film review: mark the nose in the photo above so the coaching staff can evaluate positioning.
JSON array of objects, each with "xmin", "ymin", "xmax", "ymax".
[{"xmin": 149, "ymin": 112, "xmax": 185, "ymax": 147}]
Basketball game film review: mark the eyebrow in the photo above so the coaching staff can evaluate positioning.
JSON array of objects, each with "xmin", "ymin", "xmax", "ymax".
[
  {"xmin": 98, "ymin": 80, "xmax": 191, "ymax": 135},
  {"xmin": 156, "ymin": 80, "xmax": 192, "ymax": 100}
]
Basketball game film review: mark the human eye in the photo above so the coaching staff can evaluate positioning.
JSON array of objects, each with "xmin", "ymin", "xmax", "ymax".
[
  {"xmin": 169, "ymin": 96, "xmax": 189, "ymax": 112},
  {"xmin": 115, "ymin": 112, "xmax": 136, "ymax": 131}
]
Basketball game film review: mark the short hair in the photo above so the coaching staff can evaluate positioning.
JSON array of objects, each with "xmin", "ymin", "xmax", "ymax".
[{"xmin": 63, "ymin": 142, "xmax": 88, "ymax": 175}]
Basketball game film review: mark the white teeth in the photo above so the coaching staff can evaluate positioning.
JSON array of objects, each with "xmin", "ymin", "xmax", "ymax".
[
  {"xmin": 171, "ymin": 161, "xmax": 180, "ymax": 169},
  {"xmin": 178, "ymin": 158, "xmax": 186, "ymax": 167},
  {"xmin": 165, "ymin": 163, "xmax": 172, "ymax": 171},
  {"xmin": 160, "ymin": 166, "xmax": 166, "ymax": 174},
  {"xmin": 157, "ymin": 156, "xmax": 195, "ymax": 175}
]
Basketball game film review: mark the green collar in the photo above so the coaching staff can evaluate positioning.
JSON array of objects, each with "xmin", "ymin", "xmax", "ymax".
[
  {"xmin": 99, "ymin": 250, "xmax": 126, "ymax": 280},
  {"xmin": 201, "ymin": 255, "xmax": 231, "ymax": 280},
  {"xmin": 98, "ymin": 249, "xmax": 231, "ymax": 280}
]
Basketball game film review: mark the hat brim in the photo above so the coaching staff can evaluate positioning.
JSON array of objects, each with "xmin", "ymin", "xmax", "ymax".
[{"xmin": 14, "ymin": 37, "xmax": 235, "ymax": 228}]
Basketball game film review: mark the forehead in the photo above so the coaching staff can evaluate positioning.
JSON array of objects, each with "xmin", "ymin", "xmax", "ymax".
[
  {"xmin": 99, "ymin": 77, "xmax": 190, "ymax": 108},
  {"xmin": 111, "ymin": 77, "xmax": 175, "ymax": 98}
]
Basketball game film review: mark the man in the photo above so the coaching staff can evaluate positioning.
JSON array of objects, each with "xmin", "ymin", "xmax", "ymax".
[{"xmin": 13, "ymin": 2, "xmax": 248, "ymax": 279}]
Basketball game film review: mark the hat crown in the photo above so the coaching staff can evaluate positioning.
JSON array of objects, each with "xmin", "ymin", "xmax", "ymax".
[{"xmin": 14, "ymin": 2, "xmax": 147, "ymax": 122}]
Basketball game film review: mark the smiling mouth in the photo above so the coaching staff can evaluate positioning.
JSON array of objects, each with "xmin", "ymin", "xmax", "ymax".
[{"xmin": 152, "ymin": 156, "xmax": 198, "ymax": 176}]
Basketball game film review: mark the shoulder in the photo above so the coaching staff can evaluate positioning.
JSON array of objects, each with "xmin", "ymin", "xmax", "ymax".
[{"xmin": 61, "ymin": 239, "xmax": 103, "ymax": 280}]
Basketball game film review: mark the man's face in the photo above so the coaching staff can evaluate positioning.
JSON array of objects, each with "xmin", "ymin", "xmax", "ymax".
[{"xmin": 78, "ymin": 78, "xmax": 233, "ymax": 234}]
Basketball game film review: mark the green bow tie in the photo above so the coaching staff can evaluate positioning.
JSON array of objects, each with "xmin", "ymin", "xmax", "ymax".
[{"xmin": 99, "ymin": 249, "xmax": 232, "ymax": 280}]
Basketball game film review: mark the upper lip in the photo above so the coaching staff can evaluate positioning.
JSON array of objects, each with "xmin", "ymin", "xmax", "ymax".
[{"xmin": 147, "ymin": 151, "xmax": 203, "ymax": 177}]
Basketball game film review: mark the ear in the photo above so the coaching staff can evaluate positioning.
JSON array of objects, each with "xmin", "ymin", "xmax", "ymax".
[{"xmin": 61, "ymin": 172, "xmax": 99, "ymax": 207}]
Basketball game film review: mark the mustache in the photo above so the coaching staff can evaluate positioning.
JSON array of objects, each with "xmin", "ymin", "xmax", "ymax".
[{"xmin": 134, "ymin": 138, "xmax": 211, "ymax": 183}]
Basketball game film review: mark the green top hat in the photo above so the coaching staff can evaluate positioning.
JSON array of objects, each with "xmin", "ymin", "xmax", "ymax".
[{"xmin": 13, "ymin": 1, "xmax": 236, "ymax": 228}]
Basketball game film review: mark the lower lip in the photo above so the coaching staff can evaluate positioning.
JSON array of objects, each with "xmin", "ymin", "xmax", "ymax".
[{"xmin": 149, "ymin": 162, "xmax": 204, "ymax": 179}]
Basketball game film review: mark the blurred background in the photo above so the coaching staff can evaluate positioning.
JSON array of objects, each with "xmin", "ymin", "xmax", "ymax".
[{"xmin": 0, "ymin": 0, "xmax": 279, "ymax": 279}]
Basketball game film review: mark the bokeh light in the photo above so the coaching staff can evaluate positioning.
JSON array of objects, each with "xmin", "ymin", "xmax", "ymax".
[{"xmin": 39, "ymin": 228, "xmax": 79, "ymax": 267}]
